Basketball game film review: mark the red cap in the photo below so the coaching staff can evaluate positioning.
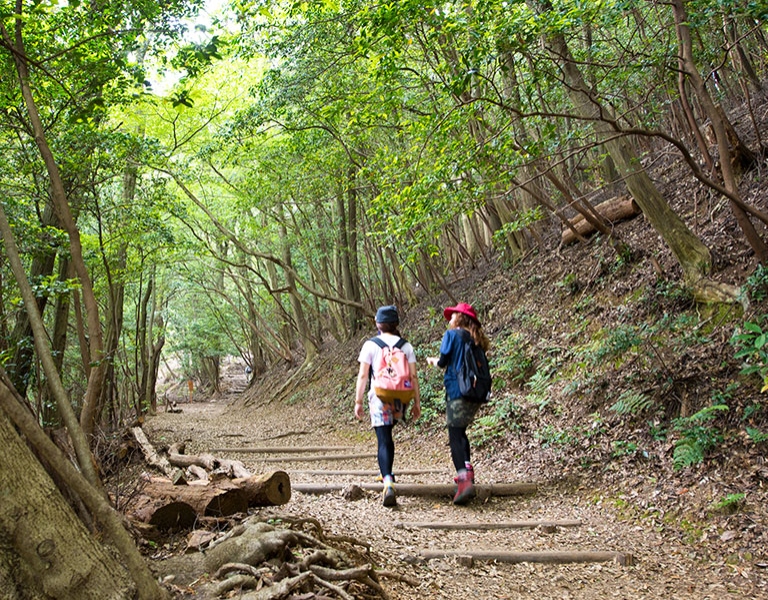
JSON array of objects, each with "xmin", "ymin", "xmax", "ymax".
[{"xmin": 443, "ymin": 302, "xmax": 480, "ymax": 324}]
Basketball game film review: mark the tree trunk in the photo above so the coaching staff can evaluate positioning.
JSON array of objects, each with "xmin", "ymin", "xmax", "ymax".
[
  {"xmin": 0, "ymin": 201, "xmax": 102, "ymax": 491},
  {"xmin": 0, "ymin": 381, "xmax": 167, "ymax": 599},
  {"xmin": 672, "ymin": 0, "xmax": 768, "ymax": 262},
  {"xmin": 529, "ymin": 0, "xmax": 718, "ymax": 295},
  {"xmin": 6, "ymin": 201, "xmax": 59, "ymax": 399},
  {"xmin": 0, "ymin": 408, "xmax": 135, "ymax": 599},
  {"xmin": 40, "ymin": 255, "xmax": 73, "ymax": 427},
  {"xmin": 2, "ymin": 17, "xmax": 108, "ymax": 439}
]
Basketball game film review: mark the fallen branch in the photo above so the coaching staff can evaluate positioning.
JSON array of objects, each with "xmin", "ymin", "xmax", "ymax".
[
  {"xmin": 132, "ymin": 426, "xmax": 181, "ymax": 479},
  {"xmin": 418, "ymin": 549, "xmax": 633, "ymax": 566}
]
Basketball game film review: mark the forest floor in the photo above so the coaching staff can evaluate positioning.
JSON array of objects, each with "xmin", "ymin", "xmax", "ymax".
[
  {"xmin": 141, "ymin": 323, "xmax": 767, "ymax": 599},
  {"xmin": 136, "ymin": 137, "xmax": 768, "ymax": 597}
]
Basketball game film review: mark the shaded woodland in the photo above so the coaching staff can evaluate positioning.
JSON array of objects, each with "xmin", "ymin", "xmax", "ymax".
[{"xmin": 2, "ymin": 0, "xmax": 768, "ymax": 597}]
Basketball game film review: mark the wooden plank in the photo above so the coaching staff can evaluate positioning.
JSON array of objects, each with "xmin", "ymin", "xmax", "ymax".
[
  {"xmin": 419, "ymin": 549, "xmax": 633, "ymax": 566},
  {"xmin": 394, "ymin": 520, "xmax": 582, "ymax": 530},
  {"xmin": 293, "ymin": 482, "xmax": 537, "ymax": 497},
  {"xmin": 211, "ymin": 446, "xmax": 354, "ymax": 453}
]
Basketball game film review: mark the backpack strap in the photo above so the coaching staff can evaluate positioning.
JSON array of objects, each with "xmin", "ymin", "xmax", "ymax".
[
  {"xmin": 369, "ymin": 336, "xmax": 387, "ymax": 349},
  {"xmin": 369, "ymin": 336, "xmax": 408, "ymax": 349}
]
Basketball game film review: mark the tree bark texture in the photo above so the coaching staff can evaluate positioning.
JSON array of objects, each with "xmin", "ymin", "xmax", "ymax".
[{"xmin": 0, "ymin": 409, "xmax": 134, "ymax": 599}]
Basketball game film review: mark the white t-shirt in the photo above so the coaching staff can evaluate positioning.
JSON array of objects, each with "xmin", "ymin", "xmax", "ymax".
[{"xmin": 358, "ymin": 333, "xmax": 416, "ymax": 426}]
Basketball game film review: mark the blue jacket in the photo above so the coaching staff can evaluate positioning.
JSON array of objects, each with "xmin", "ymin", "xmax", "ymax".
[{"xmin": 436, "ymin": 328, "xmax": 467, "ymax": 400}]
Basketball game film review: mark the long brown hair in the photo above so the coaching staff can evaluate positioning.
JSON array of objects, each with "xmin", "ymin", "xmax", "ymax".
[{"xmin": 453, "ymin": 313, "xmax": 490, "ymax": 352}]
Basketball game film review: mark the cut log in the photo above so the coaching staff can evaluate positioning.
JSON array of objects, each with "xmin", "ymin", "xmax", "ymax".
[
  {"xmin": 127, "ymin": 471, "xmax": 291, "ymax": 529},
  {"xmin": 292, "ymin": 482, "xmax": 537, "ymax": 497},
  {"xmin": 211, "ymin": 446, "xmax": 354, "ymax": 453},
  {"xmin": 419, "ymin": 549, "xmax": 633, "ymax": 566},
  {"xmin": 394, "ymin": 520, "xmax": 582, "ymax": 530},
  {"xmin": 561, "ymin": 196, "xmax": 640, "ymax": 245},
  {"xmin": 234, "ymin": 471, "xmax": 292, "ymax": 506},
  {"xmin": 131, "ymin": 479, "xmax": 248, "ymax": 528}
]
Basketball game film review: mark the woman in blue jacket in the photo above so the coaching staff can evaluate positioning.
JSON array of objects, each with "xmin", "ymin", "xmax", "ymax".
[{"xmin": 427, "ymin": 302, "xmax": 490, "ymax": 505}]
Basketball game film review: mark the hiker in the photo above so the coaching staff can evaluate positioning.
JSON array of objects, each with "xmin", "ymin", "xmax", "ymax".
[
  {"xmin": 427, "ymin": 302, "xmax": 491, "ymax": 505},
  {"xmin": 355, "ymin": 305, "xmax": 421, "ymax": 507}
]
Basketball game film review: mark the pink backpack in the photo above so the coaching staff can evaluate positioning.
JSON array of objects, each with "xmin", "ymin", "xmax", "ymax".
[{"xmin": 369, "ymin": 337, "xmax": 415, "ymax": 403}]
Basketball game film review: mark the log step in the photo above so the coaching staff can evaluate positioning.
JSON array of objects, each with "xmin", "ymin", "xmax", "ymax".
[
  {"xmin": 290, "ymin": 469, "xmax": 446, "ymax": 476},
  {"xmin": 211, "ymin": 446, "xmax": 354, "ymax": 453},
  {"xmin": 418, "ymin": 549, "xmax": 633, "ymax": 566},
  {"xmin": 292, "ymin": 482, "xmax": 537, "ymax": 497},
  {"xmin": 395, "ymin": 520, "xmax": 582, "ymax": 531},
  {"xmin": 258, "ymin": 453, "xmax": 376, "ymax": 463}
]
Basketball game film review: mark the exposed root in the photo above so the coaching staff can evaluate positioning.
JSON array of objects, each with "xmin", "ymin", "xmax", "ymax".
[{"xmin": 157, "ymin": 516, "xmax": 404, "ymax": 599}]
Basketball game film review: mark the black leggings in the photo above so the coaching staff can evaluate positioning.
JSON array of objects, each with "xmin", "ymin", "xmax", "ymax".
[
  {"xmin": 375, "ymin": 425, "xmax": 395, "ymax": 478},
  {"xmin": 448, "ymin": 426, "xmax": 471, "ymax": 472}
]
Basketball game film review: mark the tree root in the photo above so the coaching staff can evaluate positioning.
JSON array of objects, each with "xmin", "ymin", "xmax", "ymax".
[{"xmin": 156, "ymin": 516, "xmax": 409, "ymax": 599}]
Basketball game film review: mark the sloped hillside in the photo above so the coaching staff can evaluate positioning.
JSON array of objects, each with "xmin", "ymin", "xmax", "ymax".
[{"xmin": 231, "ymin": 143, "xmax": 768, "ymax": 595}]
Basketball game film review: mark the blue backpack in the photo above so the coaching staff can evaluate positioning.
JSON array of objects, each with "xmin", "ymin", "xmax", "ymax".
[{"xmin": 456, "ymin": 329, "xmax": 491, "ymax": 403}]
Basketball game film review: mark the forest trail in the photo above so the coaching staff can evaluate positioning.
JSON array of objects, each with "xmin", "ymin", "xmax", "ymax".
[{"xmin": 142, "ymin": 363, "xmax": 762, "ymax": 600}]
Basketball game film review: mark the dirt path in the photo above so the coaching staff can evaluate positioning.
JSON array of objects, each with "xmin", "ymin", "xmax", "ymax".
[{"xmin": 144, "ymin": 381, "xmax": 765, "ymax": 600}]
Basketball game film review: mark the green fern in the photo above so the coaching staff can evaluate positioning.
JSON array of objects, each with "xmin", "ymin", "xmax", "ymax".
[
  {"xmin": 746, "ymin": 427, "xmax": 768, "ymax": 443},
  {"xmin": 610, "ymin": 391, "xmax": 653, "ymax": 415},
  {"xmin": 673, "ymin": 439, "xmax": 704, "ymax": 470}
]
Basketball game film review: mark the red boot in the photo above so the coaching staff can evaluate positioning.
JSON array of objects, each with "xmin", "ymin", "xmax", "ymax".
[{"xmin": 453, "ymin": 470, "xmax": 475, "ymax": 505}]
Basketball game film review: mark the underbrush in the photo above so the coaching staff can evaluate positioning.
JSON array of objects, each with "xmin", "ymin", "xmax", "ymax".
[{"xmin": 403, "ymin": 251, "xmax": 768, "ymax": 486}]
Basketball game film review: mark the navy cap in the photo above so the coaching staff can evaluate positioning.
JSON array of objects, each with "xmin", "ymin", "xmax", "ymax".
[{"xmin": 375, "ymin": 305, "xmax": 399, "ymax": 324}]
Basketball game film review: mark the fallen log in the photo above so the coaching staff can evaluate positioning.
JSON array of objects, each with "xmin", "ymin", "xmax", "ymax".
[
  {"xmin": 168, "ymin": 442, "xmax": 252, "ymax": 479},
  {"xmin": 394, "ymin": 519, "xmax": 582, "ymax": 531},
  {"xmin": 561, "ymin": 196, "xmax": 640, "ymax": 245},
  {"xmin": 418, "ymin": 549, "xmax": 633, "ymax": 566},
  {"xmin": 292, "ymin": 482, "xmax": 537, "ymax": 498},
  {"xmin": 234, "ymin": 471, "xmax": 291, "ymax": 506},
  {"xmin": 128, "ymin": 471, "xmax": 291, "ymax": 529},
  {"xmin": 212, "ymin": 446, "xmax": 353, "ymax": 453},
  {"xmin": 131, "ymin": 479, "xmax": 247, "ymax": 529}
]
